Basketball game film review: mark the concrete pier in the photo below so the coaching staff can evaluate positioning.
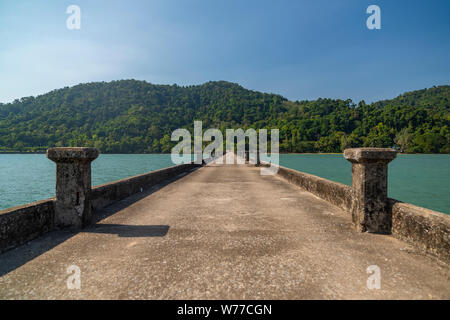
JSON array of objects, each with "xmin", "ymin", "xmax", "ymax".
[{"xmin": 0, "ymin": 152, "xmax": 448, "ymax": 299}]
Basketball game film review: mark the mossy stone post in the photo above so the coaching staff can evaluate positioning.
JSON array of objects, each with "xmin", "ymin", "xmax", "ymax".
[
  {"xmin": 47, "ymin": 147, "xmax": 99, "ymax": 229},
  {"xmin": 344, "ymin": 148, "xmax": 397, "ymax": 233}
]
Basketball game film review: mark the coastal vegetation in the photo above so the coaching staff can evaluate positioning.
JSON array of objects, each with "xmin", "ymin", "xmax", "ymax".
[{"xmin": 0, "ymin": 80, "xmax": 448, "ymax": 153}]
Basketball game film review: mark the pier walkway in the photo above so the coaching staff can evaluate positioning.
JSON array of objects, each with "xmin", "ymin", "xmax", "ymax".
[{"xmin": 0, "ymin": 154, "xmax": 449, "ymax": 299}]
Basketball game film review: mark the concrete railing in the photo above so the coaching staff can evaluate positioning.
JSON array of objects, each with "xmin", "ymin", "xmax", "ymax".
[
  {"xmin": 0, "ymin": 147, "xmax": 200, "ymax": 253},
  {"xmin": 276, "ymin": 166, "xmax": 352, "ymax": 213},
  {"xmin": 390, "ymin": 200, "xmax": 450, "ymax": 263},
  {"xmin": 0, "ymin": 199, "xmax": 55, "ymax": 253},
  {"xmin": 254, "ymin": 148, "xmax": 449, "ymax": 263}
]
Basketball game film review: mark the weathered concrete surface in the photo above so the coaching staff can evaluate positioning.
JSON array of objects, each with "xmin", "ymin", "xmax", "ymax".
[
  {"xmin": 0, "ymin": 154, "xmax": 449, "ymax": 299},
  {"xmin": 0, "ymin": 199, "xmax": 55, "ymax": 254},
  {"xmin": 90, "ymin": 163, "xmax": 199, "ymax": 211},
  {"xmin": 276, "ymin": 166, "xmax": 352, "ymax": 213},
  {"xmin": 344, "ymin": 148, "xmax": 397, "ymax": 233},
  {"xmin": 47, "ymin": 147, "xmax": 99, "ymax": 229},
  {"xmin": 390, "ymin": 199, "xmax": 450, "ymax": 263}
]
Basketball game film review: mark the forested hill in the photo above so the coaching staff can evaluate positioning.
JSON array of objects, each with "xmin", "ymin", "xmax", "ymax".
[{"xmin": 0, "ymin": 80, "xmax": 448, "ymax": 153}]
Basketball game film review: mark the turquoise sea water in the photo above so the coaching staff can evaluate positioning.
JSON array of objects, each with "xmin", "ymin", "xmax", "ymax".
[{"xmin": 0, "ymin": 154, "xmax": 448, "ymax": 214}]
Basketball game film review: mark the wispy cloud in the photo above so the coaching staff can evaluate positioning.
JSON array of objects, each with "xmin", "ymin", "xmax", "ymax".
[{"xmin": 0, "ymin": 39, "xmax": 143, "ymax": 102}]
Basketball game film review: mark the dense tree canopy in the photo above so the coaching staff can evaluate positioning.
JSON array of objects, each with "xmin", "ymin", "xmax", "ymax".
[{"xmin": 0, "ymin": 80, "xmax": 448, "ymax": 153}]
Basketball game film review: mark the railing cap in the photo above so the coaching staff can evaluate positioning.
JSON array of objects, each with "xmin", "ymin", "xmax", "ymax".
[
  {"xmin": 344, "ymin": 148, "xmax": 397, "ymax": 163},
  {"xmin": 47, "ymin": 147, "xmax": 99, "ymax": 162}
]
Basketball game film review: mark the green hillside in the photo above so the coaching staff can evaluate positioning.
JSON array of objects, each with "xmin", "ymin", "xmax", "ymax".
[{"xmin": 0, "ymin": 80, "xmax": 448, "ymax": 153}]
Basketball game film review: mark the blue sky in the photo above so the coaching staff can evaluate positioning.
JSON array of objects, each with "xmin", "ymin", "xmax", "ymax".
[{"xmin": 0, "ymin": 0, "xmax": 449, "ymax": 103}]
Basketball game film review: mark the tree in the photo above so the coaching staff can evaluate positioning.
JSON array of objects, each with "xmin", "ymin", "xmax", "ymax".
[
  {"xmin": 364, "ymin": 123, "xmax": 394, "ymax": 148},
  {"xmin": 394, "ymin": 128, "xmax": 413, "ymax": 153},
  {"xmin": 0, "ymin": 81, "xmax": 448, "ymax": 153}
]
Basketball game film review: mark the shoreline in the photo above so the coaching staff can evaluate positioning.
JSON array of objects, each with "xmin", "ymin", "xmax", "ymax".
[{"xmin": 0, "ymin": 152, "xmax": 449, "ymax": 155}]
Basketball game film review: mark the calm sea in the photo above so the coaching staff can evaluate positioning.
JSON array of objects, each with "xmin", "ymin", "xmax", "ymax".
[{"xmin": 0, "ymin": 154, "xmax": 448, "ymax": 214}]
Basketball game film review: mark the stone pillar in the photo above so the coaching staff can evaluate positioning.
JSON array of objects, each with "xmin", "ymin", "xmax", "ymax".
[
  {"xmin": 253, "ymin": 139, "xmax": 261, "ymax": 166},
  {"xmin": 47, "ymin": 147, "xmax": 99, "ymax": 229},
  {"xmin": 255, "ymin": 151, "xmax": 261, "ymax": 166},
  {"xmin": 344, "ymin": 148, "xmax": 397, "ymax": 233}
]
